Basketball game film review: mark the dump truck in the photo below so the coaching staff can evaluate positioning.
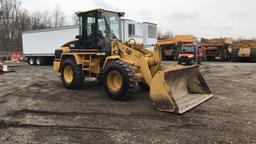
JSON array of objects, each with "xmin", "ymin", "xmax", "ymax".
[
  {"xmin": 53, "ymin": 9, "xmax": 213, "ymax": 114},
  {"xmin": 231, "ymin": 40, "xmax": 256, "ymax": 62},
  {"xmin": 201, "ymin": 37, "xmax": 233, "ymax": 61},
  {"xmin": 158, "ymin": 35, "xmax": 195, "ymax": 61}
]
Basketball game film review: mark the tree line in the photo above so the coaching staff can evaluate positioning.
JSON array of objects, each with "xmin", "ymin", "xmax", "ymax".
[
  {"xmin": 0, "ymin": 0, "xmax": 173, "ymax": 57},
  {"xmin": 0, "ymin": 0, "xmax": 68, "ymax": 55}
]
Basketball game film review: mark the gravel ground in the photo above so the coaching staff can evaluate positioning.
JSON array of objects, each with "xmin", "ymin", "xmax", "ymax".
[{"xmin": 0, "ymin": 62, "xmax": 256, "ymax": 144}]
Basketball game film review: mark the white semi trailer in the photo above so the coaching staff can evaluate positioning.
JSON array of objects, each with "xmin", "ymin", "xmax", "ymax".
[
  {"xmin": 22, "ymin": 20, "xmax": 157, "ymax": 65},
  {"xmin": 22, "ymin": 25, "xmax": 79, "ymax": 65}
]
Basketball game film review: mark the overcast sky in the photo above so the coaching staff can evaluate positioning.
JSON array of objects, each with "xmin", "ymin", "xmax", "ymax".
[{"xmin": 21, "ymin": 0, "xmax": 256, "ymax": 39}]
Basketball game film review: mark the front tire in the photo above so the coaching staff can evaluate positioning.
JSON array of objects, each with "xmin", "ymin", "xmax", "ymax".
[
  {"xmin": 220, "ymin": 48, "xmax": 227, "ymax": 62},
  {"xmin": 231, "ymin": 48, "xmax": 239, "ymax": 62},
  {"xmin": 138, "ymin": 82, "xmax": 150, "ymax": 91},
  {"xmin": 251, "ymin": 48, "xmax": 256, "ymax": 62},
  {"xmin": 103, "ymin": 61, "xmax": 136, "ymax": 101},
  {"xmin": 188, "ymin": 59, "xmax": 195, "ymax": 65},
  {"xmin": 61, "ymin": 58, "xmax": 84, "ymax": 90}
]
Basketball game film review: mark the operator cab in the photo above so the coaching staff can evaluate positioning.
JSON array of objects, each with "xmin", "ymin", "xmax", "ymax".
[{"xmin": 74, "ymin": 9, "xmax": 124, "ymax": 55}]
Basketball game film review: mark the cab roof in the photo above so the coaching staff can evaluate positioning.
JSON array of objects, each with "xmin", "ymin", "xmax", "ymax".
[{"xmin": 75, "ymin": 8, "xmax": 125, "ymax": 17}]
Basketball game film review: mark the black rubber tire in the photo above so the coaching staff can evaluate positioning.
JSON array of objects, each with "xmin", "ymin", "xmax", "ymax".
[
  {"xmin": 97, "ymin": 75, "xmax": 103, "ymax": 85},
  {"xmin": 231, "ymin": 48, "xmax": 239, "ymax": 62},
  {"xmin": 29, "ymin": 57, "xmax": 36, "ymax": 65},
  {"xmin": 206, "ymin": 56, "xmax": 212, "ymax": 61},
  {"xmin": 220, "ymin": 48, "xmax": 227, "ymax": 62},
  {"xmin": 188, "ymin": 59, "xmax": 195, "ymax": 65},
  {"xmin": 61, "ymin": 58, "xmax": 84, "ymax": 90},
  {"xmin": 103, "ymin": 61, "xmax": 136, "ymax": 101},
  {"xmin": 178, "ymin": 60, "xmax": 182, "ymax": 65},
  {"xmin": 250, "ymin": 48, "xmax": 256, "ymax": 62},
  {"xmin": 161, "ymin": 49, "xmax": 166, "ymax": 61},
  {"xmin": 138, "ymin": 82, "xmax": 150, "ymax": 91},
  {"xmin": 198, "ymin": 60, "xmax": 202, "ymax": 65},
  {"xmin": 36, "ymin": 57, "xmax": 45, "ymax": 65}
]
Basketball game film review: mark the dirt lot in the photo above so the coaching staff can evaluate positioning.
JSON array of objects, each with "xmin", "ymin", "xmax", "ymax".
[{"xmin": 0, "ymin": 62, "xmax": 256, "ymax": 144}]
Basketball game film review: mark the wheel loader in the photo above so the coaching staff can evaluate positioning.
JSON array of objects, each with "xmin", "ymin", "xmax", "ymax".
[{"xmin": 53, "ymin": 9, "xmax": 213, "ymax": 114}]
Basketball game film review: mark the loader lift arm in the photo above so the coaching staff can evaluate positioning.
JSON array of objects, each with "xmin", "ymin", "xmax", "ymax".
[{"xmin": 107, "ymin": 40, "xmax": 162, "ymax": 86}]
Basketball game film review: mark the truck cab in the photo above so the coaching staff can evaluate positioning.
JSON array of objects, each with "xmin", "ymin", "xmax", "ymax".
[{"xmin": 178, "ymin": 43, "xmax": 203, "ymax": 65}]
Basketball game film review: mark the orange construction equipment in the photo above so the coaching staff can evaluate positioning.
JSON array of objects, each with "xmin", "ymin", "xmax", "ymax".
[
  {"xmin": 158, "ymin": 35, "xmax": 195, "ymax": 60},
  {"xmin": 201, "ymin": 37, "xmax": 233, "ymax": 61},
  {"xmin": 231, "ymin": 40, "xmax": 256, "ymax": 62}
]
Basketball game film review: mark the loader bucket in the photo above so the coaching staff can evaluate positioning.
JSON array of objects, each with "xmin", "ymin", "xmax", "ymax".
[{"xmin": 149, "ymin": 65, "xmax": 213, "ymax": 114}]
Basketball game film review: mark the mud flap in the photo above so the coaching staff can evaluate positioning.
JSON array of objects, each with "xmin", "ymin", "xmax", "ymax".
[{"xmin": 149, "ymin": 65, "xmax": 213, "ymax": 114}]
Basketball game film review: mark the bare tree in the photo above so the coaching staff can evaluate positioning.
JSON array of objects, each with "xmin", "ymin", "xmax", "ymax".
[
  {"xmin": 157, "ymin": 30, "xmax": 162, "ymax": 39},
  {"xmin": 30, "ymin": 12, "xmax": 51, "ymax": 30},
  {"xmin": 0, "ymin": 0, "xmax": 23, "ymax": 53},
  {"xmin": 52, "ymin": 6, "xmax": 65, "ymax": 28},
  {"xmin": 162, "ymin": 31, "xmax": 174, "ymax": 39},
  {"xmin": 72, "ymin": 14, "xmax": 78, "ymax": 25},
  {"xmin": 157, "ymin": 30, "xmax": 174, "ymax": 39},
  {"xmin": 0, "ymin": 1, "xmax": 67, "ymax": 58},
  {"xmin": 42, "ymin": 11, "xmax": 52, "ymax": 28}
]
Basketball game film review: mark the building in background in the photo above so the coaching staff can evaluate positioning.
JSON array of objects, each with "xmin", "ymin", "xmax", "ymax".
[{"xmin": 121, "ymin": 19, "xmax": 157, "ymax": 48}]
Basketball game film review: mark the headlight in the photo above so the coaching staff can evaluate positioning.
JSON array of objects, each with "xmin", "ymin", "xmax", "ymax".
[
  {"xmin": 188, "ymin": 55, "xmax": 194, "ymax": 58},
  {"xmin": 114, "ymin": 50, "xmax": 119, "ymax": 54}
]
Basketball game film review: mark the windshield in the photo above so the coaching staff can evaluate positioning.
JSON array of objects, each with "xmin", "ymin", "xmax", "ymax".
[
  {"xmin": 102, "ymin": 12, "xmax": 121, "ymax": 40},
  {"xmin": 181, "ymin": 46, "xmax": 195, "ymax": 53}
]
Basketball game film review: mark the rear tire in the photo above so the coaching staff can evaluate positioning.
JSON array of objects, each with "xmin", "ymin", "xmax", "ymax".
[
  {"xmin": 161, "ymin": 49, "xmax": 166, "ymax": 61},
  {"xmin": 29, "ymin": 57, "xmax": 36, "ymax": 65},
  {"xmin": 103, "ymin": 61, "xmax": 136, "ymax": 101},
  {"xmin": 231, "ymin": 48, "xmax": 239, "ymax": 62},
  {"xmin": 220, "ymin": 48, "xmax": 227, "ymax": 62},
  {"xmin": 198, "ymin": 60, "xmax": 202, "ymax": 65},
  {"xmin": 178, "ymin": 59, "xmax": 182, "ymax": 64},
  {"xmin": 251, "ymin": 48, "xmax": 256, "ymax": 62},
  {"xmin": 189, "ymin": 59, "xmax": 195, "ymax": 65},
  {"xmin": 61, "ymin": 58, "xmax": 84, "ymax": 90},
  {"xmin": 36, "ymin": 57, "xmax": 45, "ymax": 65}
]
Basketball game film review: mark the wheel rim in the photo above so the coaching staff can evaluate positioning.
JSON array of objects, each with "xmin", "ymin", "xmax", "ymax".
[
  {"xmin": 64, "ymin": 65, "xmax": 74, "ymax": 83},
  {"xmin": 107, "ymin": 71, "xmax": 123, "ymax": 93}
]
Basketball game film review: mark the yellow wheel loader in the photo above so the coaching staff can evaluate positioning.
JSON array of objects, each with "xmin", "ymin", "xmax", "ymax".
[{"xmin": 53, "ymin": 9, "xmax": 213, "ymax": 114}]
